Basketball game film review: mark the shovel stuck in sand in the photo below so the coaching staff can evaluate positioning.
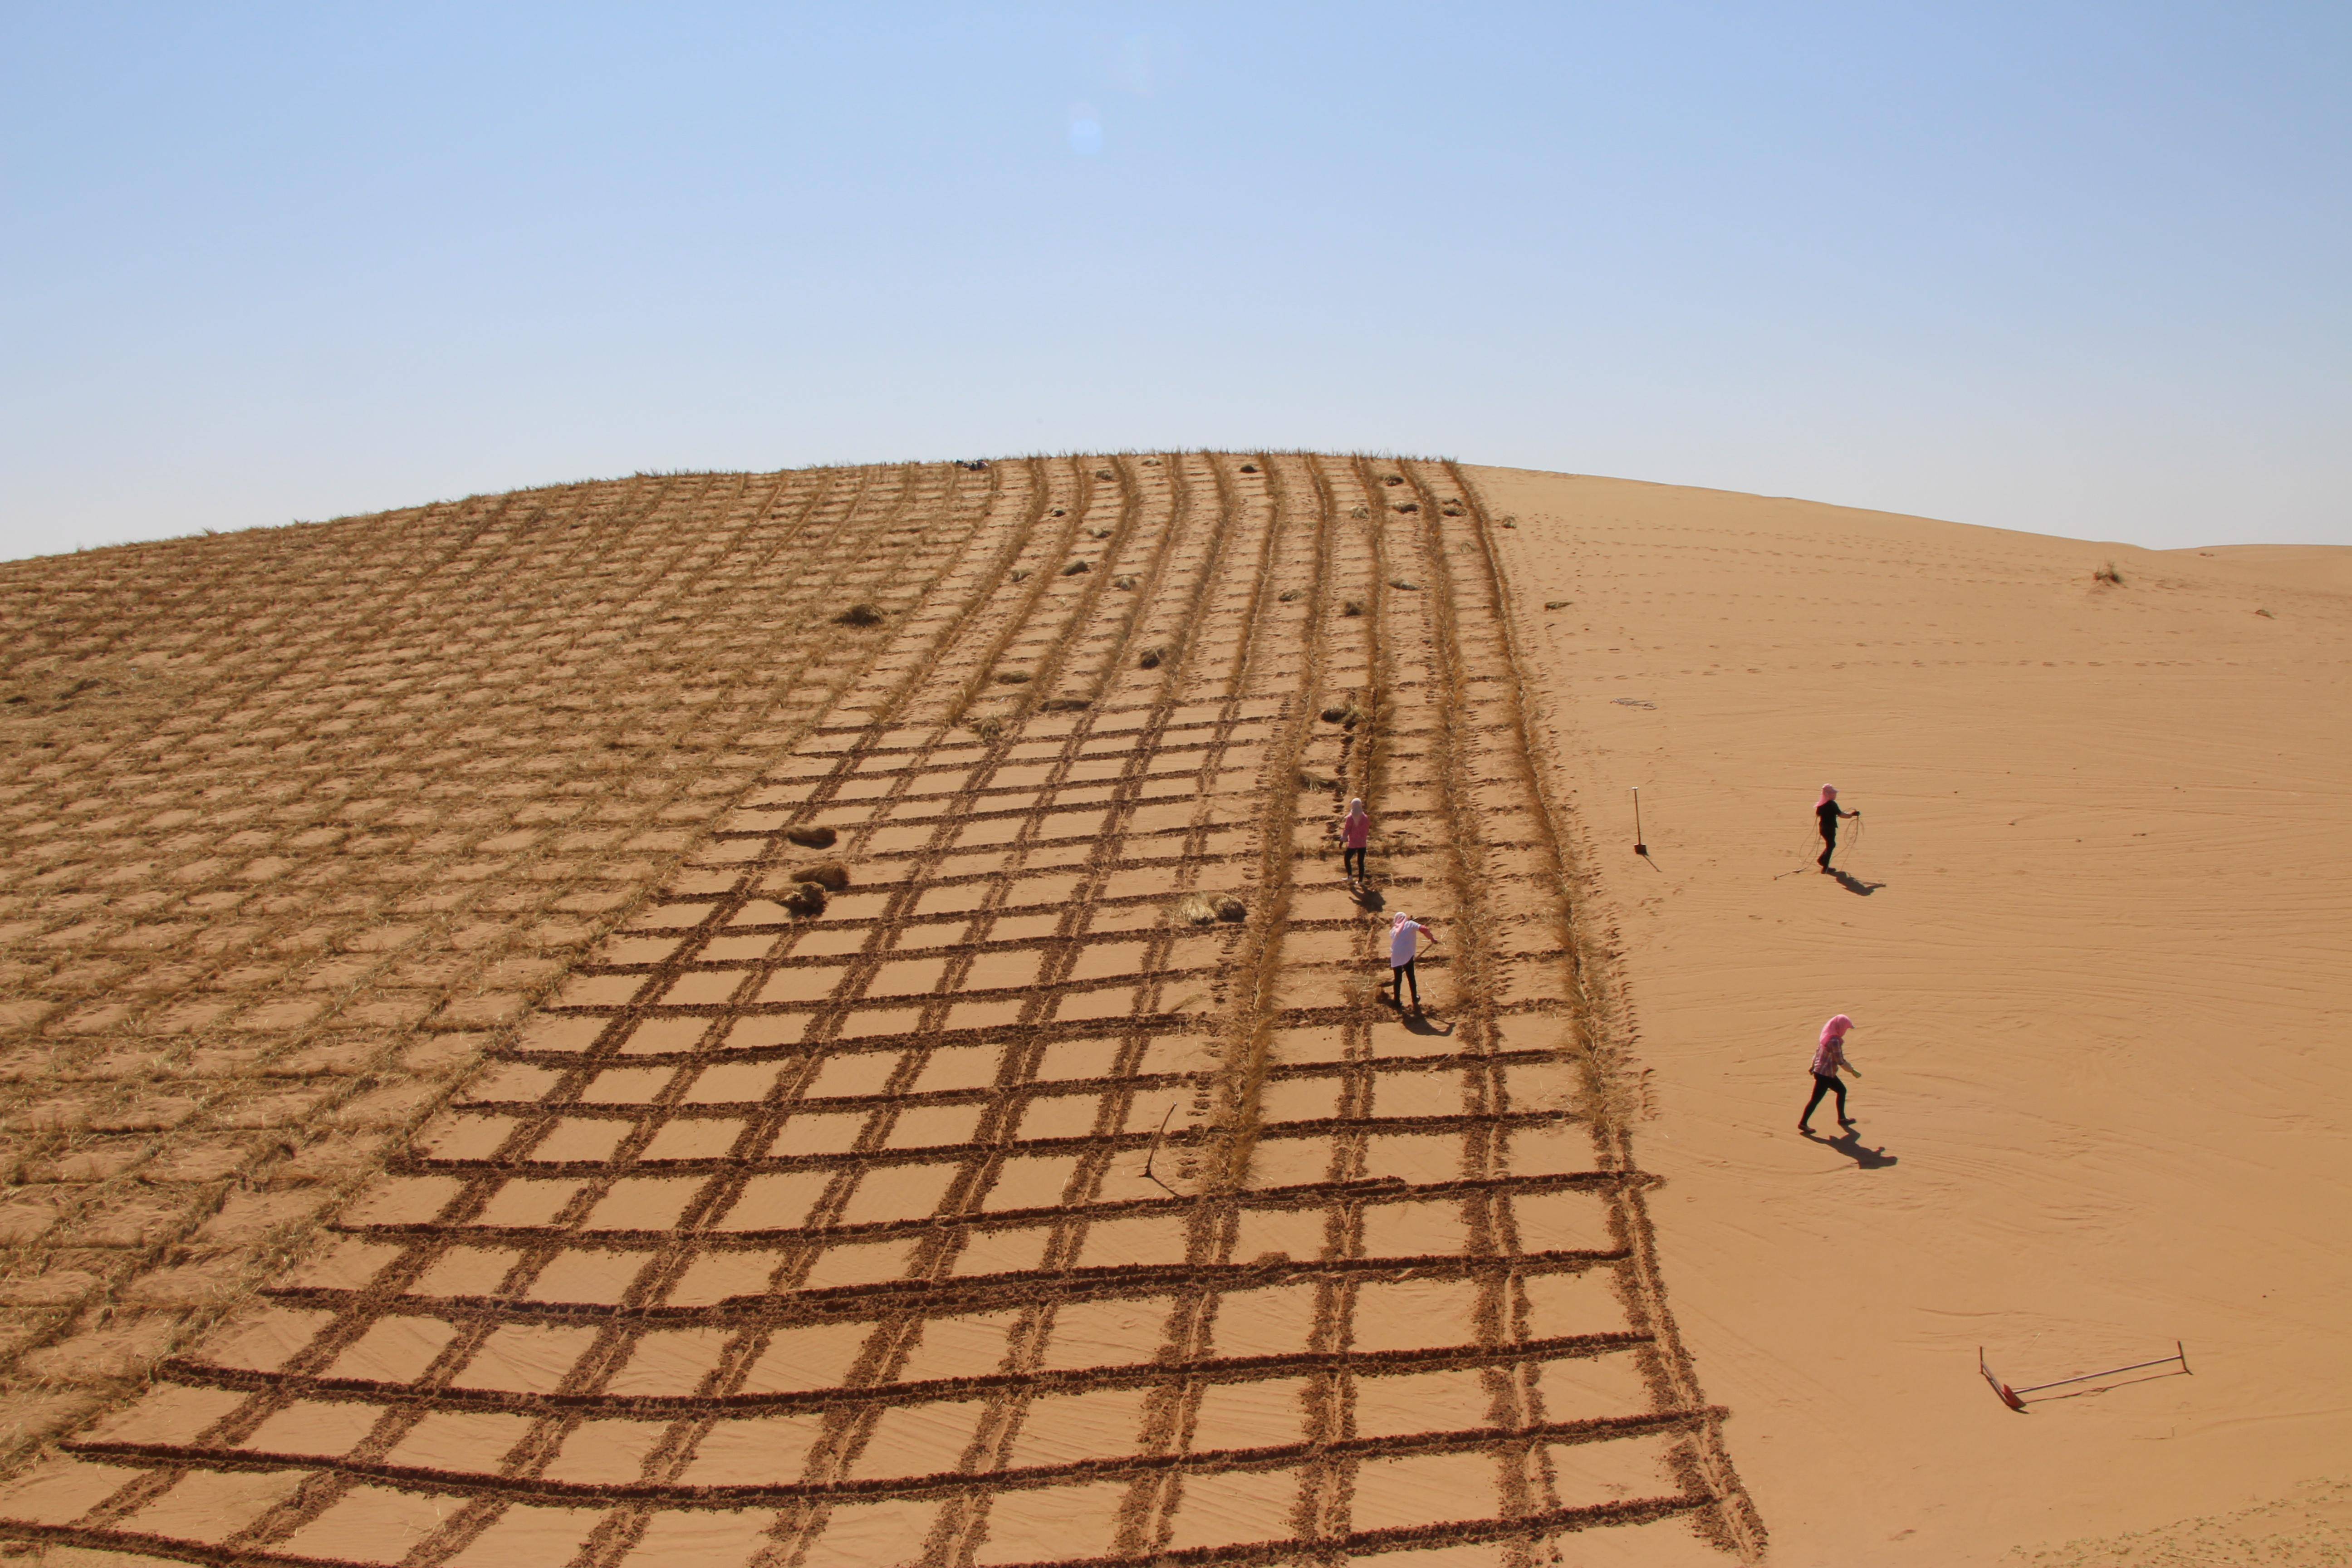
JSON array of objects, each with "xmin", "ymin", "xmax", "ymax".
[{"xmin": 1979, "ymin": 1342, "xmax": 2190, "ymax": 1412}]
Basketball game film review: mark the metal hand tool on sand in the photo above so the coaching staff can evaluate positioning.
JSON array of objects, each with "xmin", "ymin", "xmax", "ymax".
[{"xmin": 1979, "ymin": 1342, "xmax": 2190, "ymax": 1411}]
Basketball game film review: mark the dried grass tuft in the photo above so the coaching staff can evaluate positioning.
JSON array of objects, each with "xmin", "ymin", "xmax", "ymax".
[
  {"xmin": 1009, "ymin": 568, "xmax": 1030, "ymax": 583},
  {"xmin": 1318, "ymin": 697, "xmax": 1363, "ymax": 727},
  {"xmin": 1544, "ymin": 600, "xmax": 1570, "ymax": 610},
  {"xmin": 2093, "ymin": 561, "xmax": 2125, "ymax": 586},
  {"xmin": 1341, "ymin": 600, "xmax": 1365, "ymax": 617},
  {"xmin": 993, "ymin": 668, "xmax": 1032, "ymax": 684},
  {"xmin": 1138, "ymin": 644, "xmax": 1169, "ymax": 669},
  {"xmin": 969, "ymin": 715, "xmax": 1004, "ymax": 741},
  {"xmin": 1349, "ymin": 505, "xmax": 1370, "ymax": 519},
  {"xmin": 1298, "ymin": 767, "xmax": 1339, "ymax": 791},
  {"xmin": 1061, "ymin": 559, "xmax": 1091, "ymax": 576},
  {"xmin": 780, "ymin": 882, "xmax": 827, "ymax": 917},
  {"xmin": 1112, "ymin": 574, "xmax": 1138, "ymax": 590},
  {"xmin": 790, "ymin": 861, "xmax": 850, "ymax": 892},
  {"xmin": 834, "ymin": 602, "xmax": 885, "ymax": 627},
  {"xmin": 1389, "ymin": 578, "xmax": 1420, "ymax": 591},
  {"xmin": 1176, "ymin": 892, "xmax": 1248, "ymax": 925},
  {"xmin": 1277, "ymin": 589, "xmax": 1302, "ymax": 603},
  {"xmin": 1087, "ymin": 527, "xmax": 1113, "ymax": 540},
  {"xmin": 785, "ymin": 825, "xmax": 837, "ymax": 850},
  {"xmin": 1041, "ymin": 696, "xmax": 1090, "ymax": 712}
]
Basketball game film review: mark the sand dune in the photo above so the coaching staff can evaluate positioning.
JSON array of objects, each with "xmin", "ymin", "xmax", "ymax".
[
  {"xmin": 0, "ymin": 457, "xmax": 1748, "ymax": 1566},
  {"xmin": 1477, "ymin": 467, "xmax": 2352, "ymax": 1565},
  {"xmin": 0, "ymin": 457, "xmax": 2338, "ymax": 1566}
]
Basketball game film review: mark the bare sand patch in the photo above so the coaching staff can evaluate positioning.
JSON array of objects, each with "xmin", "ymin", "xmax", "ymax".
[{"xmin": 1480, "ymin": 465, "xmax": 2352, "ymax": 1564}]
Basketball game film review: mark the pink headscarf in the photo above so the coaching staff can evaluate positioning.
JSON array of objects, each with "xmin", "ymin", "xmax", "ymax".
[
  {"xmin": 1392, "ymin": 911, "xmax": 1412, "ymax": 931},
  {"xmin": 1820, "ymin": 1014, "xmax": 1854, "ymax": 1045},
  {"xmin": 1817, "ymin": 784, "xmax": 1838, "ymax": 807}
]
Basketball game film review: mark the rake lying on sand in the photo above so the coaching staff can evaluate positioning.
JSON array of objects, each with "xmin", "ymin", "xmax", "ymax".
[{"xmin": 1979, "ymin": 1342, "xmax": 2190, "ymax": 1412}]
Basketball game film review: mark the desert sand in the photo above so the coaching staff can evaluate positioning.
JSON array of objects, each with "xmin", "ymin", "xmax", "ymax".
[
  {"xmin": 1476, "ymin": 467, "xmax": 2352, "ymax": 1565},
  {"xmin": 0, "ymin": 456, "xmax": 2339, "ymax": 1566}
]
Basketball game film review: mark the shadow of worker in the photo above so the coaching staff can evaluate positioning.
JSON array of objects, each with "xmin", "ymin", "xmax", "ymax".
[
  {"xmin": 1803, "ymin": 1127, "xmax": 1897, "ymax": 1169},
  {"xmin": 1830, "ymin": 869, "xmax": 1884, "ymax": 896}
]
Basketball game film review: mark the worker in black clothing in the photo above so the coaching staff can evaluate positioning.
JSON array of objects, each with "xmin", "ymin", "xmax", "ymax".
[{"xmin": 1816, "ymin": 785, "xmax": 1859, "ymax": 872}]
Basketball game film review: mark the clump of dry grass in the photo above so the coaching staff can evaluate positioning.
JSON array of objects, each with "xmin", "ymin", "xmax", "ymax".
[
  {"xmin": 834, "ymin": 602, "xmax": 884, "ymax": 627},
  {"xmin": 1138, "ymin": 644, "xmax": 1169, "ymax": 669},
  {"xmin": 1095, "ymin": 468, "xmax": 1113, "ymax": 480},
  {"xmin": 790, "ymin": 861, "xmax": 850, "ymax": 892},
  {"xmin": 1389, "ymin": 577, "xmax": 1420, "ymax": 591},
  {"xmin": 1087, "ymin": 527, "xmax": 1113, "ymax": 540},
  {"xmin": 1500, "ymin": 515, "xmax": 1518, "ymax": 528},
  {"xmin": 1393, "ymin": 502, "xmax": 1420, "ymax": 514},
  {"xmin": 993, "ymin": 668, "xmax": 1032, "ymax": 684},
  {"xmin": 785, "ymin": 825, "xmax": 837, "ymax": 849},
  {"xmin": 1319, "ymin": 697, "xmax": 1363, "ymax": 727},
  {"xmin": 1382, "ymin": 475, "xmax": 1405, "ymax": 486},
  {"xmin": 1298, "ymin": 767, "xmax": 1339, "ymax": 791},
  {"xmin": 1240, "ymin": 462, "xmax": 1259, "ymax": 473},
  {"xmin": 1009, "ymin": 568, "xmax": 1030, "ymax": 583},
  {"xmin": 2093, "ymin": 561, "xmax": 2125, "ymax": 586},
  {"xmin": 1061, "ymin": 559, "xmax": 1091, "ymax": 576},
  {"xmin": 1349, "ymin": 505, "xmax": 1370, "ymax": 519},
  {"xmin": 969, "ymin": 715, "xmax": 1004, "ymax": 741},
  {"xmin": 1341, "ymin": 600, "xmax": 1364, "ymax": 617},
  {"xmin": 1176, "ymin": 892, "xmax": 1247, "ymax": 925},
  {"xmin": 780, "ymin": 883, "xmax": 827, "ymax": 917},
  {"xmin": 1041, "ymin": 696, "xmax": 1090, "ymax": 712},
  {"xmin": 1544, "ymin": 599, "xmax": 1570, "ymax": 610},
  {"xmin": 1277, "ymin": 588, "xmax": 1302, "ymax": 603},
  {"xmin": 1112, "ymin": 574, "xmax": 1138, "ymax": 590}
]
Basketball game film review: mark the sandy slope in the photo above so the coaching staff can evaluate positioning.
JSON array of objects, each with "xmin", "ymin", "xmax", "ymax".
[
  {"xmin": 0, "ymin": 456, "xmax": 1758, "ymax": 1566},
  {"xmin": 1475, "ymin": 467, "xmax": 2352, "ymax": 1565}
]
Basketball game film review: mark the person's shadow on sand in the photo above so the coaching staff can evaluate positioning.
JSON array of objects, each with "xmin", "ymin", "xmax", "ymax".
[
  {"xmin": 1400, "ymin": 1012, "xmax": 1455, "ymax": 1038},
  {"xmin": 1829, "ymin": 869, "xmax": 1884, "ymax": 896},
  {"xmin": 1352, "ymin": 886, "xmax": 1387, "ymax": 912},
  {"xmin": 1803, "ymin": 1127, "xmax": 1896, "ymax": 1169}
]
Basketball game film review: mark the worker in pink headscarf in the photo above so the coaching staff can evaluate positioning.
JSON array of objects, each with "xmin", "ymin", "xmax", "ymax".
[
  {"xmin": 1799, "ymin": 1014, "xmax": 1861, "ymax": 1133},
  {"xmin": 1341, "ymin": 798, "xmax": 1372, "ymax": 885},
  {"xmin": 1388, "ymin": 911, "xmax": 1438, "ymax": 1014},
  {"xmin": 1815, "ymin": 785, "xmax": 1859, "ymax": 872}
]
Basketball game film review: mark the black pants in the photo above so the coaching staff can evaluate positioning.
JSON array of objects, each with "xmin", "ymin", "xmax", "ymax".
[
  {"xmin": 1801, "ymin": 1072, "xmax": 1848, "ymax": 1125},
  {"xmin": 1818, "ymin": 824, "xmax": 1837, "ymax": 868},
  {"xmin": 1390, "ymin": 958, "xmax": 1419, "ymax": 1008},
  {"xmin": 1343, "ymin": 845, "xmax": 1367, "ymax": 879}
]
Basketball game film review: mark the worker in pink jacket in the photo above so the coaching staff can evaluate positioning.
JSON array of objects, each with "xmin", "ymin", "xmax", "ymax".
[
  {"xmin": 1799, "ymin": 1014, "xmax": 1861, "ymax": 1133},
  {"xmin": 1341, "ymin": 797, "xmax": 1371, "ymax": 885}
]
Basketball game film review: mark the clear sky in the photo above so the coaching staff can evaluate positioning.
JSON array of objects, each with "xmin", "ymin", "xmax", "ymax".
[{"xmin": 3, "ymin": 2, "xmax": 2346, "ymax": 560}]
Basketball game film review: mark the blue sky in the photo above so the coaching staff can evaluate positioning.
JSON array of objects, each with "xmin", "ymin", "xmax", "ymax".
[{"xmin": 3, "ymin": 2, "xmax": 2346, "ymax": 558}]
